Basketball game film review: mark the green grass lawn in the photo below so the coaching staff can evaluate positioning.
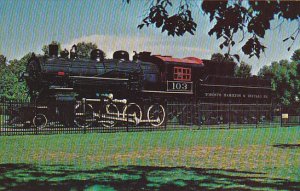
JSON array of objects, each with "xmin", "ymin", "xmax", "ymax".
[{"xmin": 0, "ymin": 127, "xmax": 299, "ymax": 190}]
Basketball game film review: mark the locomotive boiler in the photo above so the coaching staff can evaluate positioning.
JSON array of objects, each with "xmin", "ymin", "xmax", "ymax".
[{"xmin": 17, "ymin": 44, "xmax": 271, "ymax": 128}]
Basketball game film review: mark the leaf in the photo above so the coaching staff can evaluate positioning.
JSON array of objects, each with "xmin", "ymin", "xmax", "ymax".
[
  {"xmin": 137, "ymin": 24, "xmax": 144, "ymax": 29},
  {"xmin": 283, "ymin": 37, "xmax": 289, "ymax": 42},
  {"xmin": 156, "ymin": 19, "xmax": 163, "ymax": 28},
  {"xmin": 219, "ymin": 44, "xmax": 224, "ymax": 49},
  {"xmin": 255, "ymin": 52, "xmax": 260, "ymax": 58},
  {"xmin": 233, "ymin": 54, "xmax": 240, "ymax": 62},
  {"xmin": 161, "ymin": 25, "xmax": 166, "ymax": 32},
  {"xmin": 189, "ymin": 30, "xmax": 195, "ymax": 35},
  {"xmin": 224, "ymin": 29, "xmax": 231, "ymax": 38}
]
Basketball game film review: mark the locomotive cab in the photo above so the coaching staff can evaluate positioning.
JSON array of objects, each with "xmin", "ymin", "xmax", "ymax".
[{"xmin": 143, "ymin": 55, "xmax": 204, "ymax": 93}]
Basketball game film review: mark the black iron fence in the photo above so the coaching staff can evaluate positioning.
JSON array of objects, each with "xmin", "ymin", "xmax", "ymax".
[{"xmin": 0, "ymin": 99, "xmax": 296, "ymax": 136}]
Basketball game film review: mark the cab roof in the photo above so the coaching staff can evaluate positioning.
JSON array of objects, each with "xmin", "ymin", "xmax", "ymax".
[{"xmin": 153, "ymin": 55, "xmax": 204, "ymax": 67}]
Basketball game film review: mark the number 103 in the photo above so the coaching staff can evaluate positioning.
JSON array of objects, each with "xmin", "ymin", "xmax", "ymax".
[{"xmin": 172, "ymin": 82, "xmax": 188, "ymax": 90}]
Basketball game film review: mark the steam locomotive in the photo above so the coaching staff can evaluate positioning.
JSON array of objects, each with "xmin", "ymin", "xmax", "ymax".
[{"xmin": 13, "ymin": 44, "xmax": 271, "ymax": 128}]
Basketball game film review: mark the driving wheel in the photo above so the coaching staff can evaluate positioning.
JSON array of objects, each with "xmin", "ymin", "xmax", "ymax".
[
  {"xmin": 74, "ymin": 102, "xmax": 94, "ymax": 128},
  {"xmin": 33, "ymin": 113, "xmax": 47, "ymax": 129},
  {"xmin": 147, "ymin": 104, "xmax": 165, "ymax": 127},
  {"xmin": 122, "ymin": 103, "xmax": 142, "ymax": 125}
]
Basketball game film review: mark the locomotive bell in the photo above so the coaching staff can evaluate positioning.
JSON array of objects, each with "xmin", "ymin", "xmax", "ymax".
[
  {"xmin": 113, "ymin": 50, "xmax": 129, "ymax": 61},
  {"xmin": 91, "ymin": 49, "xmax": 104, "ymax": 62},
  {"xmin": 60, "ymin": 49, "xmax": 69, "ymax": 58}
]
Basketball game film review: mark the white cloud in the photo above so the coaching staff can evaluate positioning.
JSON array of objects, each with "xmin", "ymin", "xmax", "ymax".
[{"xmin": 62, "ymin": 34, "xmax": 212, "ymax": 59}]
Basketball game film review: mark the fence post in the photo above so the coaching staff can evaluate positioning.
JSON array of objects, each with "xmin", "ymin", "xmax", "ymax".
[
  {"xmin": 83, "ymin": 98, "xmax": 86, "ymax": 134},
  {"xmin": 34, "ymin": 100, "xmax": 38, "ymax": 135},
  {"xmin": 280, "ymin": 104, "xmax": 283, "ymax": 127},
  {"xmin": 164, "ymin": 99, "xmax": 167, "ymax": 130},
  {"xmin": 0, "ymin": 99, "xmax": 2, "ymax": 136},
  {"xmin": 228, "ymin": 102, "xmax": 231, "ymax": 129},
  {"xmin": 126, "ymin": 102, "xmax": 129, "ymax": 132},
  {"xmin": 198, "ymin": 102, "xmax": 201, "ymax": 129},
  {"xmin": 270, "ymin": 104, "xmax": 273, "ymax": 128},
  {"xmin": 0, "ymin": 98, "xmax": 1, "ymax": 136},
  {"xmin": 256, "ymin": 102, "xmax": 258, "ymax": 128}
]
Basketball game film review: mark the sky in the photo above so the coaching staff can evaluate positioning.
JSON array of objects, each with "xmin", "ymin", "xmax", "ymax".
[{"xmin": 0, "ymin": 0, "xmax": 299, "ymax": 74}]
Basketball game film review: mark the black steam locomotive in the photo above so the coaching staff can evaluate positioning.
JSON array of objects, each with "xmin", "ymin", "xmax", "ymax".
[{"xmin": 13, "ymin": 44, "xmax": 271, "ymax": 128}]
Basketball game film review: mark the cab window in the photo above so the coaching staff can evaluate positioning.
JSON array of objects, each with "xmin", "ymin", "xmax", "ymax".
[{"xmin": 173, "ymin": 67, "xmax": 191, "ymax": 81}]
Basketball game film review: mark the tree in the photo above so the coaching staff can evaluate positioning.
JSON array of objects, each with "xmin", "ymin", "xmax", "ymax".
[
  {"xmin": 235, "ymin": 61, "xmax": 252, "ymax": 78},
  {"xmin": 211, "ymin": 53, "xmax": 233, "ymax": 62},
  {"xmin": 258, "ymin": 59, "xmax": 300, "ymax": 107},
  {"xmin": 0, "ymin": 54, "xmax": 30, "ymax": 100},
  {"xmin": 76, "ymin": 42, "xmax": 99, "ymax": 58},
  {"xmin": 258, "ymin": 65, "xmax": 273, "ymax": 79},
  {"xmin": 42, "ymin": 41, "xmax": 61, "ymax": 55},
  {"xmin": 0, "ymin": 55, "xmax": 6, "ymax": 68},
  {"xmin": 0, "ymin": 54, "xmax": 7, "ymax": 99},
  {"xmin": 126, "ymin": 0, "xmax": 300, "ymax": 61},
  {"xmin": 291, "ymin": 48, "xmax": 300, "ymax": 62}
]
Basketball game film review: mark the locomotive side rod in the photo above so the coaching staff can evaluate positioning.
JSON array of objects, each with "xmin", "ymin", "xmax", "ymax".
[
  {"xmin": 96, "ymin": 113, "xmax": 160, "ymax": 124},
  {"xmin": 70, "ymin": 76, "xmax": 129, "ymax": 81}
]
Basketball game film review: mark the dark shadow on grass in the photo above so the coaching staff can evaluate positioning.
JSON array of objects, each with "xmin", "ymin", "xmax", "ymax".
[
  {"xmin": 0, "ymin": 164, "xmax": 299, "ymax": 191},
  {"xmin": 272, "ymin": 144, "xmax": 300, "ymax": 149}
]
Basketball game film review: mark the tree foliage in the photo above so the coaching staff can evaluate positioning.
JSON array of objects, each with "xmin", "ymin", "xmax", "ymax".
[
  {"xmin": 76, "ymin": 42, "xmax": 99, "ymax": 58},
  {"xmin": 235, "ymin": 61, "xmax": 252, "ymax": 78},
  {"xmin": 126, "ymin": 0, "xmax": 300, "ymax": 60},
  {"xmin": 42, "ymin": 41, "xmax": 61, "ymax": 55},
  {"xmin": 258, "ymin": 49, "xmax": 300, "ymax": 106},
  {"xmin": 0, "ymin": 55, "xmax": 6, "ymax": 68},
  {"xmin": 211, "ymin": 53, "xmax": 233, "ymax": 62},
  {"xmin": 291, "ymin": 48, "xmax": 300, "ymax": 62},
  {"xmin": 0, "ymin": 54, "xmax": 30, "ymax": 100},
  {"xmin": 210, "ymin": 53, "xmax": 251, "ymax": 78}
]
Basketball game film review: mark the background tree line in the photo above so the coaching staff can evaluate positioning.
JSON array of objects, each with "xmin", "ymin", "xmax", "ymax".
[{"xmin": 0, "ymin": 41, "xmax": 300, "ymax": 109}]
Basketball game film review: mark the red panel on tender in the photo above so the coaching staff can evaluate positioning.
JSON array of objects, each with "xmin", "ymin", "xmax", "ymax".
[{"xmin": 154, "ymin": 55, "xmax": 203, "ymax": 65}]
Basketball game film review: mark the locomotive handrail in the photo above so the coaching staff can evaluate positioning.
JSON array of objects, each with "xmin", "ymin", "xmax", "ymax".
[
  {"xmin": 201, "ymin": 75, "xmax": 271, "ymax": 88},
  {"xmin": 112, "ymin": 99, "xmax": 127, "ymax": 104},
  {"xmin": 199, "ymin": 83, "xmax": 273, "ymax": 90},
  {"xmin": 69, "ymin": 76, "xmax": 129, "ymax": 81},
  {"xmin": 142, "ymin": 90, "xmax": 193, "ymax": 94}
]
